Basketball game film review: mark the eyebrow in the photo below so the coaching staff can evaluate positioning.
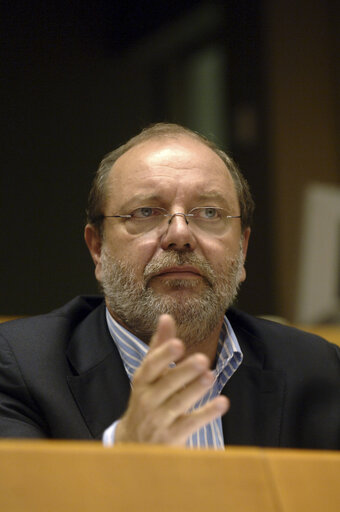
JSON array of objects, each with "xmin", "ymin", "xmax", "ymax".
[
  {"xmin": 118, "ymin": 194, "xmax": 165, "ymax": 212},
  {"xmin": 118, "ymin": 191, "xmax": 232, "ymax": 212},
  {"xmin": 194, "ymin": 191, "xmax": 229, "ymax": 204}
]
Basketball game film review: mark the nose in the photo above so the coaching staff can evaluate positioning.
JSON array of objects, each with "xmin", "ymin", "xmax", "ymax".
[{"xmin": 160, "ymin": 212, "xmax": 197, "ymax": 251}]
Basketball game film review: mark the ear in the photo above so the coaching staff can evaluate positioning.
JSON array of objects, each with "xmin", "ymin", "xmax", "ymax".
[
  {"xmin": 84, "ymin": 223, "xmax": 103, "ymax": 282},
  {"xmin": 239, "ymin": 227, "xmax": 251, "ymax": 283}
]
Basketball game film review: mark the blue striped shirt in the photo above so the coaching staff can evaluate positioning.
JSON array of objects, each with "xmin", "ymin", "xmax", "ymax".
[{"xmin": 103, "ymin": 309, "xmax": 243, "ymax": 449}]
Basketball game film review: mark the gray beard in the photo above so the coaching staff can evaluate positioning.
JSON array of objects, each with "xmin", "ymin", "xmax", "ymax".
[{"xmin": 100, "ymin": 246, "xmax": 244, "ymax": 347}]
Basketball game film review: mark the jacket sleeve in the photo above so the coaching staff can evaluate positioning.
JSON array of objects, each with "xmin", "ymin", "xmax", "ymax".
[{"xmin": 0, "ymin": 333, "xmax": 48, "ymax": 438}]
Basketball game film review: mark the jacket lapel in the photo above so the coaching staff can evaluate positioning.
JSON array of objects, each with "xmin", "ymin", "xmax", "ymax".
[
  {"xmin": 222, "ymin": 312, "xmax": 286, "ymax": 447},
  {"xmin": 65, "ymin": 302, "xmax": 286, "ymax": 445},
  {"xmin": 66, "ymin": 303, "xmax": 131, "ymax": 439}
]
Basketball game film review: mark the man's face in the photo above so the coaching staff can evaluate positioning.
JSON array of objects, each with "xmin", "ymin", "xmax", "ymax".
[{"xmin": 85, "ymin": 135, "xmax": 250, "ymax": 344}]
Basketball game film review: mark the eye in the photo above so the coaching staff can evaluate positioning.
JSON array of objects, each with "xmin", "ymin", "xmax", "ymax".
[
  {"xmin": 197, "ymin": 207, "xmax": 221, "ymax": 219},
  {"xmin": 131, "ymin": 207, "xmax": 164, "ymax": 219}
]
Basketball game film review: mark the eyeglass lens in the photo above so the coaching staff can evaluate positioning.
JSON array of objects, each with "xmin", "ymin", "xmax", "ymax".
[{"xmin": 124, "ymin": 209, "xmax": 235, "ymax": 235}]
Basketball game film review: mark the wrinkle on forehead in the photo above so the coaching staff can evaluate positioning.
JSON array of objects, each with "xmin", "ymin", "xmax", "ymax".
[{"xmin": 106, "ymin": 137, "xmax": 238, "ymax": 211}]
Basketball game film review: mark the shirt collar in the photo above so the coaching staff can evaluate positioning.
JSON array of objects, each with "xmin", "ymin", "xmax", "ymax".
[{"xmin": 105, "ymin": 308, "xmax": 243, "ymax": 381}]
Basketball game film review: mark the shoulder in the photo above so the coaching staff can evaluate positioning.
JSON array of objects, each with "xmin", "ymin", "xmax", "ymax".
[
  {"xmin": 0, "ymin": 295, "xmax": 105, "ymax": 350},
  {"xmin": 227, "ymin": 307, "xmax": 340, "ymax": 369}
]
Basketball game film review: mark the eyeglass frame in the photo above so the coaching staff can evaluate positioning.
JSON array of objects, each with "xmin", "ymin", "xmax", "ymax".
[{"xmin": 94, "ymin": 206, "xmax": 241, "ymax": 232}]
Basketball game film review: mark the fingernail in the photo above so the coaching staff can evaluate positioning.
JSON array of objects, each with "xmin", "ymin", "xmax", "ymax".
[
  {"xmin": 193, "ymin": 354, "xmax": 209, "ymax": 371},
  {"xmin": 216, "ymin": 398, "xmax": 228, "ymax": 411}
]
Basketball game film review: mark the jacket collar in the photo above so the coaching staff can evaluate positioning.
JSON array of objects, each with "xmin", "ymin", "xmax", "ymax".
[
  {"xmin": 66, "ymin": 301, "xmax": 131, "ymax": 439},
  {"xmin": 222, "ymin": 308, "xmax": 286, "ymax": 446}
]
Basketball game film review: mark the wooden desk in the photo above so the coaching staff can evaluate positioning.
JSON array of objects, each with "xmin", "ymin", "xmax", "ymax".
[{"xmin": 0, "ymin": 442, "xmax": 338, "ymax": 512}]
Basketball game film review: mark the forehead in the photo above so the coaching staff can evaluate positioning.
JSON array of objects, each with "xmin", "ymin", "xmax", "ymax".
[{"xmin": 106, "ymin": 136, "xmax": 239, "ymax": 210}]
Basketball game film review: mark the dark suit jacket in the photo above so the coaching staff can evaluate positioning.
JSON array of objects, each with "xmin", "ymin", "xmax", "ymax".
[{"xmin": 0, "ymin": 295, "xmax": 339, "ymax": 448}]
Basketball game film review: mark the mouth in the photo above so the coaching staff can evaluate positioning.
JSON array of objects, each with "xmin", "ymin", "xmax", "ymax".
[{"xmin": 154, "ymin": 266, "xmax": 203, "ymax": 279}]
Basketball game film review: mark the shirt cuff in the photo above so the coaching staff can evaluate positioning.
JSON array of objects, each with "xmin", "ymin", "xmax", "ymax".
[{"xmin": 102, "ymin": 420, "xmax": 120, "ymax": 446}]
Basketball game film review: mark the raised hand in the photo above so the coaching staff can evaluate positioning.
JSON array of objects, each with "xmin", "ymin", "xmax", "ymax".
[{"xmin": 115, "ymin": 314, "xmax": 229, "ymax": 445}]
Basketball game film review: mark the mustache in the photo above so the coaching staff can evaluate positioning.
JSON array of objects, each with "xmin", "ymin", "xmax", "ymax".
[{"xmin": 143, "ymin": 251, "xmax": 216, "ymax": 286}]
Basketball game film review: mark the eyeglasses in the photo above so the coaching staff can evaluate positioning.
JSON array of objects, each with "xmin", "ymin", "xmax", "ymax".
[{"xmin": 98, "ymin": 206, "xmax": 241, "ymax": 235}]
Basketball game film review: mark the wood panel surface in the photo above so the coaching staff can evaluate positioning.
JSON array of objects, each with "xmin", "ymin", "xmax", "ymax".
[{"xmin": 0, "ymin": 442, "xmax": 338, "ymax": 512}]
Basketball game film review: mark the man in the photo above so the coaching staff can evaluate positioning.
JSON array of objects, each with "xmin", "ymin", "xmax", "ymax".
[{"xmin": 0, "ymin": 123, "xmax": 339, "ymax": 448}]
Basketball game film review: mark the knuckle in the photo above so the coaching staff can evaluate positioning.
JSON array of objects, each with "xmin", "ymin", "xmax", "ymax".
[
  {"xmin": 138, "ymin": 392, "xmax": 152, "ymax": 413},
  {"xmin": 148, "ymin": 416, "xmax": 161, "ymax": 433},
  {"xmin": 141, "ymin": 414, "xmax": 162, "ymax": 438},
  {"xmin": 169, "ymin": 394, "xmax": 184, "ymax": 412}
]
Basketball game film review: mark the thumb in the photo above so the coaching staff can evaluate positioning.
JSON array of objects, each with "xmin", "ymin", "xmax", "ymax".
[{"xmin": 150, "ymin": 314, "xmax": 177, "ymax": 349}]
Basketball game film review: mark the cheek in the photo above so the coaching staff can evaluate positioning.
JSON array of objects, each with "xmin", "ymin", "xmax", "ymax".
[
  {"xmin": 199, "ymin": 236, "xmax": 235, "ymax": 262},
  {"xmin": 134, "ymin": 240, "xmax": 159, "ymax": 267},
  {"xmin": 107, "ymin": 234, "xmax": 159, "ymax": 269},
  {"xmin": 199, "ymin": 234, "xmax": 243, "ymax": 272}
]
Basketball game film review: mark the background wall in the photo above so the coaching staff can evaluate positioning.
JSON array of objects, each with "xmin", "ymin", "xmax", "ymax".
[
  {"xmin": 264, "ymin": 0, "xmax": 340, "ymax": 320},
  {"xmin": 1, "ymin": 0, "xmax": 339, "ymax": 321}
]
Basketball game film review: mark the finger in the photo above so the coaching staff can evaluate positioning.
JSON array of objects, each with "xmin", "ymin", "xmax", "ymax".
[
  {"xmin": 133, "ymin": 336, "xmax": 184, "ymax": 386},
  {"xmin": 167, "ymin": 396, "xmax": 230, "ymax": 446},
  {"xmin": 144, "ymin": 353, "xmax": 211, "ymax": 408},
  {"xmin": 149, "ymin": 314, "xmax": 177, "ymax": 349},
  {"xmin": 159, "ymin": 370, "xmax": 216, "ymax": 424},
  {"xmin": 134, "ymin": 314, "xmax": 182, "ymax": 385}
]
